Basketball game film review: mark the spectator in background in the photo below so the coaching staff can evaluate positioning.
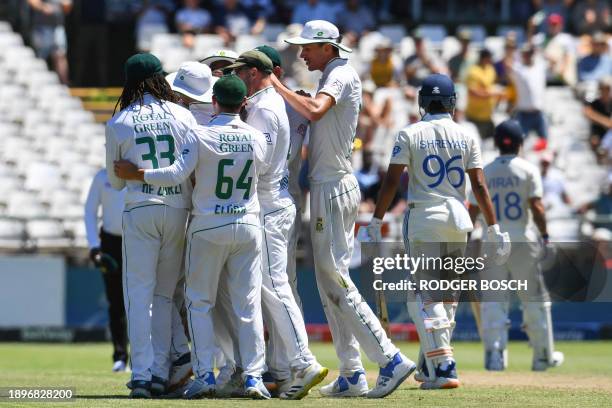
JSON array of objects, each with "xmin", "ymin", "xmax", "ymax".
[
  {"xmin": 507, "ymin": 44, "xmax": 548, "ymax": 150},
  {"xmin": 176, "ymin": 0, "xmax": 212, "ymax": 34},
  {"xmin": 577, "ymin": 32, "xmax": 612, "ymax": 83},
  {"xmin": 135, "ymin": 0, "xmax": 174, "ymax": 51},
  {"xmin": 540, "ymin": 151, "xmax": 571, "ymax": 209},
  {"xmin": 572, "ymin": 0, "xmax": 610, "ymax": 35},
  {"xmin": 448, "ymin": 30, "xmax": 473, "ymax": 82},
  {"xmin": 335, "ymin": 0, "xmax": 376, "ymax": 46},
  {"xmin": 533, "ymin": 13, "xmax": 576, "ymax": 86},
  {"xmin": 213, "ymin": 0, "xmax": 264, "ymax": 44},
  {"xmin": 291, "ymin": 0, "xmax": 338, "ymax": 25},
  {"xmin": 584, "ymin": 77, "xmax": 612, "ymax": 155},
  {"xmin": 465, "ymin": 49, "xmax": 500, "ymax": 140},
  {"xmin": 494, "ymin": 34, "xmax": 519, "ymax": 111},
  {"xmin": 359, "ymin": 79, "xmax": 393, "ymax": 148},
  {"xmin": 404, "ymin": 30, "xmax": 446, "ymax": 87},
  {"xmin": 367, "ymin": 37, "xmax": 402, "ymax": 88},
  {"xmin": 175, "ymin": 0, "xmax": 212, "ymax": 48},
  {"xmin": 28, "ymin": 0, "xmax": 72, "ymax": 84}
]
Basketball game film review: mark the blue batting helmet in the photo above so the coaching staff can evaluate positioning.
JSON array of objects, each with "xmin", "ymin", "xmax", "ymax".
[
  {"xmin": 494, "ymin": 119, "xmax": 524, "ymax": 151},
  {"xmin": 418, "ymin": 74, "xmax": 457, "ymax": 112}
]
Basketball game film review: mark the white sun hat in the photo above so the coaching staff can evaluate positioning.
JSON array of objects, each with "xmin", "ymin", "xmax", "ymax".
[
  {"xmin": 284, "ymin": 20, "xmax": 352, "ymax": 53},
  {"xmin": 165, "ymin": 61, "xmax": 213, "ymax": 103},
  {"xmin": 199, "ymin": 49, "xmax": 239, "ymax": 66}
]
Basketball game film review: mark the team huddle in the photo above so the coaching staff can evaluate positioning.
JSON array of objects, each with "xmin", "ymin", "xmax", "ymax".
[{"xmin": 105, "ymin": 19, "xmax": 563, "ymax": 400}]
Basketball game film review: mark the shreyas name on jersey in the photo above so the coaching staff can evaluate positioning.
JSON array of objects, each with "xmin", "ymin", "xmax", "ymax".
[
  {"xmin": 419, "ymin": 139, "xmax": 469, "ymax": 150},
  {"xmin": 141, "ymin": 183, "xmax": 182, "ymax": 196},
  {"xmin": 217, "ymin": 133, "xmax": 254, "ymax": 153}
]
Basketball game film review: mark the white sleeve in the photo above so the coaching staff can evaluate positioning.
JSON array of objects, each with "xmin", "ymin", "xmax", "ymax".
[
  {"xmin": 466, "ymin": 136, "xmax": 483, "ymax": 169},
  {"xmin": 144, "ymin": 129, "xmax": 199, "ymax": 186},
  {"xmin": 388, "ymin": 129, "xmax": 411, "ymax": 166},
  {"xmin": 247, "ymin": 108, "xmax": 278, "ymax": 168},
  {"xmin": 84, "ymin": 171, "xmax": 102, "ymax": 249},
  {"xmin": 105, "ymin": 125, "xmax": 126, "ymax": 190},
  {"xmin": 318, "ymin": 68, "xmax": 349, "ymax": 104}
]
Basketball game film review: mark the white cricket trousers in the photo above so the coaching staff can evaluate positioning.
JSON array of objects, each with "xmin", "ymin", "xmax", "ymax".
[
  {"xmin": 310, "ymin": 174, "xmax": 398, "ymax": 375},
  {"xmin": 184, "ymin": 214, "xmax": 265, "ymax": 378},
  {"xmin": 480, "ymin": 241, "xmax": 553, "ymax": 359},
  {"xmin": 403, "ymin": 202, "xmax": 467, "ymax": 378},
  {"xmin": 261, "ymin": 199, "xmax": 316, "ymax": 380},
  {"xmin": 122, "ymin": 203, "xmax": 189, "ymax": 382}
]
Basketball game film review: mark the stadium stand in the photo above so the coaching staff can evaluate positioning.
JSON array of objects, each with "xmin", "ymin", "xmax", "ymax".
[{"xmin": 0, "ymin": 14, "xmax": 608, "ymax": 256}]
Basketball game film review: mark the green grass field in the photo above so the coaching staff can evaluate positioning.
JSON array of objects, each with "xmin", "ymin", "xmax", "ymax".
[{"xmin": 0, "ymin": 341, "xmax": 611, "ymax": 407}]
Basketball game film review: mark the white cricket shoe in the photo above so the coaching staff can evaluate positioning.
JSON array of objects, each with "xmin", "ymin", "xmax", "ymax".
[
  {"xmin": 532, "ymin": 351, "xmax": 564, "ymax": 371},
  {"xmin": 280, "ymin": 362, "xmax": 329, "ymax": 400},
  {"xmin": 419, "ymin": 361, "xmax": 460, "ymax": 390},
  {"xmin": 244, "ymin": 375, "xmax": 271, "ymax": 399},
  {"xmin": 319, "ymin": 370, "xmax": 369, "ymax": 398},
  {"xmin": 112, "ymin": 360, "xmax": 127, "ymax": 372},
  {"xmin": 183, "ymin": 372, "xmax": 215, "ymax": 399},
  {"xmin": 367, "ymin": 352, "xmax": 416, "ymax": 398}
]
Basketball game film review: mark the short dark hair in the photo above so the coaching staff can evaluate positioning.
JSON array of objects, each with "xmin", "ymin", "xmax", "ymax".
[
  {"xmin": 425, "ymin": 100, "xmax": 451, "ymax": 114},
  {"xmin": 498, "ymin": 142, "xmax": 520, "ymax": 155}
]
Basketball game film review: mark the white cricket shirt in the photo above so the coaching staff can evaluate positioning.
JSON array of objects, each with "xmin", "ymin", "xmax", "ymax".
[
  {"xmin": 190, "ymin": 103, "xmax": 215, "ymax": 125},
  {"xmin": 286, "ymin": 102, "xmax": 309, "ymax": 205},
  {"xmin": 469, "ymin": 155, "xmax": 543, "ymax": 241},
  {"xmin": 309, "ymin": 57, "xmax": 362, "ymax": 184},
  {"xmin": 105, "ymin": 93, "xmax": 197, "ymax": 209},
  {"xmin": 245, "ymin": 86, "xmax": 292, "ymax": 204},
  {"xmin": 390, "ymin": 113, "xmax": 482, "ymax": 204},
  {"xmin": 84, "ymin": 169, "xmax": 126, "ymax": 248},
  {"xmin": 143, "ymin": 113, "xmax": 268, "ymax": 218}
]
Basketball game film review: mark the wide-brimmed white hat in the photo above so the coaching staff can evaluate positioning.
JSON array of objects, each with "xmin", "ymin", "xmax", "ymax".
[
  {"xmin": 165, "ymin": 61, "xmax": 213, "ymax": 103},
  {"xmin": 284, "ymin": 20, "xmax": 352, "ymax": 53},
  {"xmin": 199, "ymin": 49, "xmax": 239, "ymax": 66}
]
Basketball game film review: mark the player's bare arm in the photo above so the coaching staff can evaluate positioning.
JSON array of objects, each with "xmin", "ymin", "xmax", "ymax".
[
  {"xmin": 467, "ymin": 167, "xmax": 497, "ymax": 226},
  {"xmin": 373, "ymin": 164, "xmax": 406, "ymax": 220},
  {"xmin": 113, "ymin": 160, "xmax": 145, "ymax": 182},
  {"xmin": 529, "ymin": 197, "xmax": 549, "ymax": 240},
  {"xmin": 270, "ymin": 73, "xmax": 334, "ymax": 122}
]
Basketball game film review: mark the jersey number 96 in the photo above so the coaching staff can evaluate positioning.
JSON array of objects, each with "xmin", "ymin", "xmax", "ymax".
[{"xmin": 422, "ymin": 154, "xmax": 464, "ymax": 188}]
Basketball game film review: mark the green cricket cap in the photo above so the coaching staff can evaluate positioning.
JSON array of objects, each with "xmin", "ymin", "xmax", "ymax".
[
  {"xmin": 225, "ymin": 50, "xmax": 273, "ymax": 74},
  {"xmin": 255, "ymin": 45, "xmax": 282, "ymax": 68},
  {"xmin": 213, "ymin": 74, "xmax": 247, "ymax": 106},
  {"xmin": 125, "ymin": 53, "xmax": 164, "ymax": 84}
]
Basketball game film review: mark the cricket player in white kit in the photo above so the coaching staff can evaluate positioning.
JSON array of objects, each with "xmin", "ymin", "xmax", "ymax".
[
  {"xmin": 255, "ymin": 44, "xmax": 309, "ymax": 310},
  {"xmin": 468, "ymin": 120, "xmax": 564, "ymax": 372},
  {"xmin": 106, "ymin": 53, "xmax": 196, "ymax": 399},
  {"xmin": 271, "ymin": 20, "xmax": 415, "ymax": 398},
  {"xmin": 115, "ymin": 75, "xmax": 271, "ymax": 400},
  {"xmin": 228, "ymin": 50, "xmax": 328, "ymax": 399},
  {"xmin": 367, "ymin": 74, "xmax": 511, "ymax": 390},
  {"xmin": 165, "ymin": 61, "xmax": 237, "ymax": 394}
]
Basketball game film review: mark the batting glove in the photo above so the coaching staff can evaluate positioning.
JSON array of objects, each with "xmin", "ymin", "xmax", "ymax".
[
  {"xmin": 366, "ymin": 217, "xmax": 383, "ymax": 242},
  {"xmin": 487, "ymin": 224, "xmax": 511, "ymax": 265}
]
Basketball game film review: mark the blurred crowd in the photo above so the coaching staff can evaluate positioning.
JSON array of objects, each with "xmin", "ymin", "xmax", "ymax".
[{"xmin": 22, "ymin": 0, "xmax": 612, "ymax": 238}]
